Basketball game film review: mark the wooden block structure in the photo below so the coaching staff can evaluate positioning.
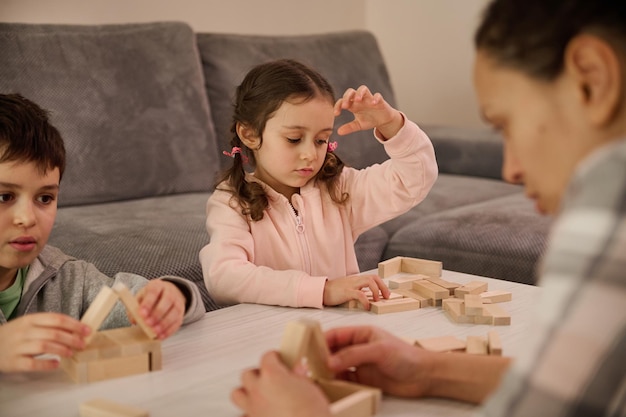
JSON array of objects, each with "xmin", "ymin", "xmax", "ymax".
[
  {"xmin": 409, "ymin": 331, "xmax": 504, "ymax": 356},
  {"xmin": 62, "ymin": 284, "xmax": 161, "ymax": 383},
  {"xmin": 377, "ymin": 256, "xmax": 442, "ymax": 279},
  {"xmin": 280, "ymin": 320, "xmax": 382, "ymax": 417},
  {"xmin": 79, "ymin": 398, "xmax": 149, "ymax": 417}
]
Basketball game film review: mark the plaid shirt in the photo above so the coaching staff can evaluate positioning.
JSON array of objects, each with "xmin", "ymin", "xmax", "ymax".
[{"xmin": 481, "ymin": 139, "xmax": 626, "ymax": 417}]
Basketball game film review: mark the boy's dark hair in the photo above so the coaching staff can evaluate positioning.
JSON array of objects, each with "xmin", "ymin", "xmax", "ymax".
[
  {"xmin": 475, "ymin": 0, "xmax": 626, "ymax": 80},
  {"xmin": 0, "ymin": 93, "xmax": 66, "ymax": 180},
  {"xmin": 218, "ymin": 59, "xmax": 347, "ymax": 221}
]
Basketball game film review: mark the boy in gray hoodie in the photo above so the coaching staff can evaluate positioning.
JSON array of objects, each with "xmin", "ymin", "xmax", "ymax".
[{"xmin": 0, "ymin": 93, "xmax": 205, "ymax": 373}]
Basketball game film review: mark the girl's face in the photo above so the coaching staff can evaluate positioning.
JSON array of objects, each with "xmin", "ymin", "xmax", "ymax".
[
  {"xmin": 473, "ymin": 50, "xmax": 599, "ymax": 215},
  {"xmin": 251, "ymin": 96, "xmax": 335, "ymax": 200}
]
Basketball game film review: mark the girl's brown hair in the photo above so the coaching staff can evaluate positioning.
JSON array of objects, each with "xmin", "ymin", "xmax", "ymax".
[{"xmin": 217, "ymin": 59, "xmax": 347, "ymax": 221}]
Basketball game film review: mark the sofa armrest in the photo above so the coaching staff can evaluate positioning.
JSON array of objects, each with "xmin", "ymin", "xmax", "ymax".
[{"xmin": 422, "ymin": 125, "xmax": 504, "ymax": 180}]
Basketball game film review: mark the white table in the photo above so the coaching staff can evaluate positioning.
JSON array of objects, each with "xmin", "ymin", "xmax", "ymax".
[{"xmin": 0, "ymin": 270, "xmax": 541, "ymax": 417}]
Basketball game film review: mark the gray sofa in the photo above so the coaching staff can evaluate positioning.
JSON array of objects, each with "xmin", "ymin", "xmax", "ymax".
[{"xmin": 0, "ymin": 22, "xmax": 551, "ymax": 311}]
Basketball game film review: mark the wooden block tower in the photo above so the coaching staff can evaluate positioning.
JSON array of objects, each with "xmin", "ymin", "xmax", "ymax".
[{"xmin": 61, "ymin": 283, "xmax": 161, "ymax": 383}]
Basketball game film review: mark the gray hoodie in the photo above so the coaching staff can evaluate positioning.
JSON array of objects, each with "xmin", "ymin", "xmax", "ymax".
[{"xmin": 0, "ymin": 245, "xmax": 205, "ymax": 328}]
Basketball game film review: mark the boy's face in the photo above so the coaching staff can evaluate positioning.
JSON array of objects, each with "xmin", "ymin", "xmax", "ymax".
[
  {"xmin": 248, "ymin": 96, "xmax": 334, "ymax": 199},
  {"xmin": 0, "ymin": 160, "xmax": 59, "ymax": 289}
]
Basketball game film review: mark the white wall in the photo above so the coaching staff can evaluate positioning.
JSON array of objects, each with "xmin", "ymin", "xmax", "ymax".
[{"xmin": 0, "ymin": 0, "xmax": 488, "ymax": 128}]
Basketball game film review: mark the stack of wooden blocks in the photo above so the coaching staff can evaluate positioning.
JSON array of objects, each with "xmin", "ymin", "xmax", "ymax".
[
  {"xmin": 407, "ymin": 331, "xmax": 503, "ymax": 356},
  {"xmin": 341, "ymin": 257, "xmax": 512, "ymax": 326},
  {"xmin": 62, "ymin": 282, "xmax": 161, "ymax": 384},
  {"xmin": 280, "ymin": 320, "xmax": 382, "ymax": 417}
]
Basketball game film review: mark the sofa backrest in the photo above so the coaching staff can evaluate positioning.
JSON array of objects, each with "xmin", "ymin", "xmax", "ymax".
[
  {"xmin": 0, "ymin": 22, "xmax": 219, "ymax": 207},
  {"xmin": 195, "ymin": 31, "xmax": 397, "ymax": 171}
]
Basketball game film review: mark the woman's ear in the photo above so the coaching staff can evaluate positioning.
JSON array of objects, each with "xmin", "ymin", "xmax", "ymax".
[
  {"xmin": 564, "ymin": 33, "xmax": 623, "ymax": 127},
  {"xmin": 236, "ymin": 123, "xmax": 260, "ymax": 150}
]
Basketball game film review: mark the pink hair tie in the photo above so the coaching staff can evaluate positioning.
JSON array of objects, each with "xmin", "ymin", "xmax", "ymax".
[
  {"xmin": 223, "ymin": 146, "xmax": 249, "ymax": 163},
  {"xmin": 327, "ymin": 141, "xmax": 338, "ymax": 152}
]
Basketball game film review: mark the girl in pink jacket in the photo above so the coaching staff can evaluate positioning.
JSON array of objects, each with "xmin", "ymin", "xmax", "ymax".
[{"xmin": 200, "ymin": 59, "xmax": 438, "ymax": 309}]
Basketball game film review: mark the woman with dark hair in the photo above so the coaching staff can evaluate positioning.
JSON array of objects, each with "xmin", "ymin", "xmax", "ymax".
[{"xmin": 230, "ymin": 1, "xmax": 626, "ymax": 416}]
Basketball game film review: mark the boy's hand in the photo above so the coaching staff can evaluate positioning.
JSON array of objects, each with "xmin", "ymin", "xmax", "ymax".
[
  {"xmin": 334, "ymin": 85, "xmax": 404, "ymax": 140},
  {"xmin": 322, "ymin": 274, "xmax": 390, "ymax": 309},
  {"xmin": 0, "ymin": 313, "xmax": 90, "ymax": 373},
  {"xmin": 135, "ymin": 280, "xmax": 186, "ymax": 339}
]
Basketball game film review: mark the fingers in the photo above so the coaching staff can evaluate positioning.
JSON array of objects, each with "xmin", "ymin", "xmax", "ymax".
[{"xmin": 137, "ymin": 281, "xmax": 186, "ymax": 339}]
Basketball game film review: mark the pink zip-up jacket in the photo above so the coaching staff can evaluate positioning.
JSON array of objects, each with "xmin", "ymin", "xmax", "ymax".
[{"xmin": 200, "ymin": 118, "xmax": 437, "ymax": 308}]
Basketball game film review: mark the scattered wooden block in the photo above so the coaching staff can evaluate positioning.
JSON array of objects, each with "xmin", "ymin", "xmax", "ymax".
[
  {"xmin": 400, "ymin": 257, "xmax": 442, "ymax": 278},
  {"xmin": 465, "ymin": 336, "xmax": 488, "ymax": 355},
  {"xmin": 480, "ymin": 290, "xmax": 512, "ymax": 303},
  {"xmin": 388, "ymin": 275, "xmax": 423, "ymax": 289},
  {"xmin": 79, "ymin": 398, "xmax": 149, "ymax": 417},
  {"xmin": 463, "ymin": 294, "xmax": 484, "ymax": 316},
  {"xmin": 377, "ymin": 256, "xmax": 403, "ymax": 278},
  {"xmin": 444, "ymin": 301, "xmax": 473, "ymax": 324},
  {"xmin": 411, "ymin": 280, "xmax": 449, "ymax": 301},
  {"xmin": 483, "ymin": 303, "xmax": 511, "ymax": 325},
  {"xmin": 422, "ymin": 276, "xmax": 460, "ymax": 295},
  {"xmin": 415, "ymin": 335, "xmax": 466, "ymax": 352},
  {"xmin": 442, "ymin": 298, "xmax": 464, "ymax": 312},
  {"xmin": 454, "ymin": 281, "xmax": 488, "ymax": 298},
  {"xmin": 370, "ymin": 298, "xmax": 421, "ymax": 314},
  {"xmin": 487, "ymin": 330, "xmax": 503, "ymax": 356},
  {"xmin": 377, "ymin": 256, "xmax": 441, "ymax": 278},
  {"xmin": 392, "ymin": 288, "xmax": 432, "ymax": 307}
]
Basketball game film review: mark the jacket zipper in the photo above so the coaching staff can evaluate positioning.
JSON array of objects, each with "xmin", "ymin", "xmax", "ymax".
[{"xmin": 289, "ymin": 202, "xmax": 311, "ymax": 274}]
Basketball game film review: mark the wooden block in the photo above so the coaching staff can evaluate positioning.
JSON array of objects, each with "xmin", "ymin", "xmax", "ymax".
[
  {"xmin": 60, "ymin": 356, "xmax": 88, "ymax": 383},
  {"xmin": 316, "ymin": 379, "xmax": 382, "ymax": 416},
  {"xmin": 101, "ymin": 326, "xmax": 159, "ymax": 357},
  {"xmin": 480, "ymin": 290, "xmax": 512, "ymax": 303},
  {"xmin": 337, "ymin": 299, "xmax": 362, "ymax": 310},
  {"xmin": 329, "ymin": 389, "xmax": 377, "ymax": 417},
  {"xmin": 487, "ymin": 330, "xmax": 503, "ymax": 356},
  {"xmin": 279, "ymin": 320, "xmax": 333, "ymax": 380},
  {"xmin": 149, "ymin": 349, "xmax": 162, "ymax": 371},
  {"xmin": 112, "ymin": 283, "xmax": 157, "ymax": 339},
  {"xmin": 473, "ymin": 314, "xmax": 493, "ymax": 325},
  {"xmin": 454, "ymin": 281, "xmax": 488, "ymax": 298},
  {"xmin": 400, "ymin": 257, "xmax": 442, "ymax": 278},
  {"xmin": 463, "ymin": 294, "xmax": 484, "ymax": 316},
  {"xmin": 377, "ymin": 256, "xmax": 402, "ymax": 278},
  {"xmin": 80, "ymin": 398, "xmax": 149, "ymax": 417},
  {"xmin": 370, "ymin": 297, "xmax": 421, "ymax": 314},
  {"xmin": 415, "ymin": 336, "xmax": 466, "ymax": 352},
  {"xmin": 423, "ymin": 276, "xmax": 460, "ymax": 295},
  {"xmin": 483, "ymin": 303, "xmax": 511, "ymax": 325},
  {"xmin": 465, "ymin": 336, "xmax": 488, "ymax": 355},
  {"xmin": 392, "ymin": 288, "xmax": 431, "ymax": 307},
  {"xmin": 388, "ymin": 275, "xmax": 423, "ymax": 289},
  {"xmin": 85, "ymin": 353, "xmax": 150, "ymax": 383},
  {"xmin": 73, "ymin": 332, "xmax": 123, "ymax": 361},
  {"xmin": 442, "ymin": 298, "xmax": 464, "ymax": 312},
  {"xmin": 444, "ymin": 301, "xmax": 473, "ymax": 324},
  {"xmin": 411, "ymin": 280, "xmax": 449, "ymax": 301},
  {"xmin": 81, "ymin": 286, "xmax": 120, "ymax": 344}
]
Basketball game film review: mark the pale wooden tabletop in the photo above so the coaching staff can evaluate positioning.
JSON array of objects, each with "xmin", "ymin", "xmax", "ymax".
[{"xmin": 0, "ymin": 270, "xmax": 541, "ymax": 417}]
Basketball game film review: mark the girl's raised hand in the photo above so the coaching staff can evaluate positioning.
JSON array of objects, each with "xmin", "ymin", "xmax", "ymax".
[
  {"xmin": 334, "ymin": 85, "xmax": 404, "ymax": 140},
  {"xmin": 322, "ymin": 274, "xmax": 391, "ymax": 309}
]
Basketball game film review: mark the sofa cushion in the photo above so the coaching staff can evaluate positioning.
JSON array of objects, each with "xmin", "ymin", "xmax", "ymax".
[
  {"xmin": 381, "ymin": 173, "xmax": 523, "ymax": 237},
  {"xmin": 0, "ymin": 22, "xmax": 219, "ymax": 206},
  {"xmin": 196, "ymin": 31, "xmax": 396, "ymax": 171},
  {"xmin": 49, "ymin": 193, "xmax": 220, "ymax": 311},
  {"xmin": 384, "ymin": 193, "xmax": 553, "ymax": 285},
  {"xmin": 422, "ymin": 125, "xmax": 504, "ymax": 180}
]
